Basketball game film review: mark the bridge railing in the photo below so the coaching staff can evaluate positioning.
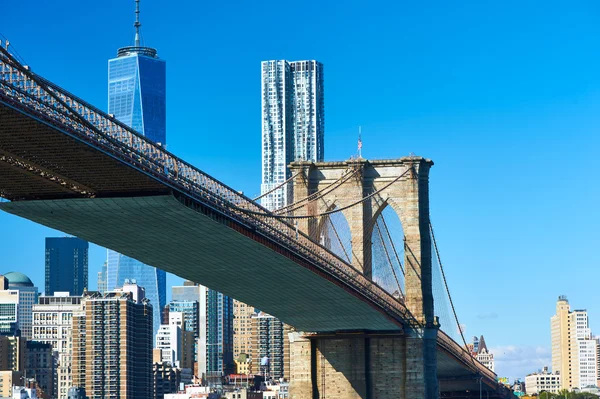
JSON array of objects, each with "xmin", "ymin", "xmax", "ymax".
[{"xmin": 0, "ymin": 47, "xmax": 416, "ymax": 328}]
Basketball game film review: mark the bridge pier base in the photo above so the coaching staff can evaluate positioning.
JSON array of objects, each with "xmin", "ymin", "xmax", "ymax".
[{"xmin": 289, "ymin": 329, "xmax": 438, "ymax": 399}]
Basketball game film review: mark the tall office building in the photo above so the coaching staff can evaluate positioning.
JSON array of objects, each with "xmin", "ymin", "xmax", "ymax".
[
  {"xmin": 232, "ymin": 301, "xmax": 291, "ymax": 380},
  {"xmin": 32, "ymin": 293, "xmax": 83, "ymax": 399},
  {"xmin": 260, "ymin": 60, "xmax": 324, "ymax": 211},
  {"xmin": 106, "ymin": 0, "xmax": 167, "ymax": 339},
  {"xmin": 551, "ymin": 295, "xmax": 598, "ymax": 390},
  {"xmin": 233, "ymin": 300, "xmax": 255, "ymax": 373},
  {"xmin": 172, "ymin": 282, "xmax": 206, "ymax": 379},
  {"xmin": 172, "ymin": 282, "xmax": 233, "ymax": 382},
  {"xmin": 45, "ymin": 237, "xmax": 88, "ymax": 296},
  {"xmin": 5, "ymin": 272, "xmax": 38, "ymax": 340},
  {"xmin": 72, "ymin": 283, "xmax": 153, "ymax": 399},
  {"xmin": 0, "ymin": 276, "xmax": 19, "ymax": 336},
  {"xmin": 206, "ymin": 289, "xmax": 234, "ymax": 383},
  {"xmin": 155, "ymin": 312, "xmax": 195, "ymax": 372},
  {"xmin": 97, "ymin": 262, "xmax": 107, "ymax": 294}
]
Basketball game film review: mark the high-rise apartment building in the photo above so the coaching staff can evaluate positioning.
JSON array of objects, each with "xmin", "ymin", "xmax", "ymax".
[
  {"xmin": 32, "ymin": 293, "xmax": 83, "ymax": 399},
  {"xmin": 72, "ymin": 283, "xmax": 153, "ymax": 399},
  {"xmin": 551, "ymin": 295, "xmax": 598, "ymax": 390},
  {"xmin": 253, "ymin": 312, "xmax": 290, "ymax": 380},
  {"xmin": 233, "ymin": 300, "xmax": 255, "ymax": 373},
  {"xmin": 168, "ymin": 301, "xmax": 199, "ymax": 343},
  {"xmin": 5, "ymin": 272, "xmax": 38, "ymax": 340},
  {"xmin": 260, "ymin": 60, "xmax": 324, "ymax": 210},
  {"xmin": 45, "ymin": 237, "xmax": 88, "ymax": 296},
  {"xmin": 232, "ymin": 301, "xmax": 291, "ymax": 380},
  {"xmin": 206, "ymin": 290, "xmax": 234, "ymax": 383},
  {"xmin": 172, "ymin": 282, "xmax": 233, "ymax": 382},
  {"xmin": 106, "ymin": 0, "xmax": 167, "ymax": 340},
  {"xmin": 172, "ymin": 282, "xmax": 206, "ymax": 379}
]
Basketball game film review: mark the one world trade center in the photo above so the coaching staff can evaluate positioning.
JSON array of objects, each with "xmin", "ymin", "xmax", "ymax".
[{"xmin": 106, "ymin": 0, "xmax": 166, "ymax": 338}]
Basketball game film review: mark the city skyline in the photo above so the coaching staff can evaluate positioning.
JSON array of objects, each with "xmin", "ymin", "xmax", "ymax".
[{"xmin": 1, "ymin": 0, "xmax": 600, "ymax": 382}]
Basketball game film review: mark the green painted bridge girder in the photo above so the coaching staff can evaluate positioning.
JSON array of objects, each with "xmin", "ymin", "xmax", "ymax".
[{"xmin": 0, "ymin": 194, "xmax": 402, "ymax": 332}]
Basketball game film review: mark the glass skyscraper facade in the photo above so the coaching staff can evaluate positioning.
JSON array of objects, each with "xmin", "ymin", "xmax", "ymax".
[
  {"xmin": 261, "ymin": 60, "xmax": 324, "ymax": 210},
  {"xmin": 172, "ymin": 282, "xmax": 234, "ymax": 382},
  {"xmin": 106, "ymin": 31, "xmax": 167, "ymax": 339},
  {"xmin": 45, "ymin": 237, "xmax": 89, "ymax": 296},
  {"xmin": 206, "ymin": 289, "xmax": 234, "ymax": 382},
  {"xmin": 108, "ymin": 47, "xmax": 166, "ymax": 144}
]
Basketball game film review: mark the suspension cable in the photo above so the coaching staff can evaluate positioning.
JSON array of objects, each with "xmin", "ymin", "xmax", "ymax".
[
  {"xmin": 253, "ymin": 172, "xmax": 301, "ymax": 201},
  {"xmin": 274, "ymin": 167, "xmax": 360, "ymax": 214},
  {"xmin": 258, "ymin": 167, "xmax": 412, "ymax": 219},
  {"xmin": 429, "ymin": 220, "xmax": 476, "ymax": 367},
  {"xmin": 321, "ymin": 213, "xmax": 352, "ymax": 263},
  {"xmin": 374, "ymin": 220, "xmax": 403, "ymax": 296},
  {"xmin": 380, "ymin": 213, "xmax": 405, "ymax": 276}
]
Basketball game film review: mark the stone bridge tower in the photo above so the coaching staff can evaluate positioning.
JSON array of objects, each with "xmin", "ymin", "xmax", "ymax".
[{"xmin": 287, "ymin": 156, "xmax": 438, "ymax": 399}]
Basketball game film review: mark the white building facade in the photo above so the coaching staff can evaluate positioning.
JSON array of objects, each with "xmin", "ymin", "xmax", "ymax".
[
  {"xmin": 572, "ymin": 310, "xmax": 598, "ymax": 388},
  {"xmin": 5, "ymin": 272, "xmax": 38, "ymax": 340},
  {"xmin": 525, "ymin": 367, "xmax": 561, "ymax": 394},
  {"xmin": 32, "ymin": 292, "xmax": 83, "ymax": 399},
  {"xmin": 260, "ymin": 60, "xmax": 324, "ymax": 211},
  {"xmin": 476, "ymin": 349, "xmax": 495, "ymax": 372},
  {"xmin": 551, "ymin": 297, "xmax": 598, "ymax": 390}
]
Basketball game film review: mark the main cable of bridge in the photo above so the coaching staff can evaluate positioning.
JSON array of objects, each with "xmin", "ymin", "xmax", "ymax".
[{"xmin": 430, "ymin": 220, "xmax": 479, "ymax": 369}]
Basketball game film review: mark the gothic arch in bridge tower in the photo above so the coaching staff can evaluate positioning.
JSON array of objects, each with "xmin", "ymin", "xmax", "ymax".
[
  {"xmin": 315, "ymin": 202, "xmax": 353, "ymax": 264},
  {"xmin": 370, "ymin": 201, "xmax": 405, "ymax": 298}
]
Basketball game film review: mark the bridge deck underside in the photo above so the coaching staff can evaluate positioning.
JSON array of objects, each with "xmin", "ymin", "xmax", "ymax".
[
  {"xmin": 1, "ymin": 194, "xmax": 400, "ymax": 332},
  {"xmin": 437, "ymin": 348, "xmax": 505, "ymax": 397},
  {"xmin": 0, "ymin": 103, "xmax": 169, "ymax": 200}
]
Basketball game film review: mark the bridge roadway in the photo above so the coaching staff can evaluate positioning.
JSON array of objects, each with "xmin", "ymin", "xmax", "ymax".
[{"xmin": 0, "ymin": 57, "xmax": 511, "ymax": 398}]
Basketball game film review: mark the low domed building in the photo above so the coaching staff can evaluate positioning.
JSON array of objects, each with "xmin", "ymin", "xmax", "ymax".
[{"xmin": 4, "ymin": 271, "xmax": 38, "ymax": 339}]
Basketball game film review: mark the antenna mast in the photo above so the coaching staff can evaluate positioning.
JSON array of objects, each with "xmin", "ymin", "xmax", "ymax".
[
  {"xmin": 357, "ymin": 126, "xmax": 363, "ymax": 159},
  {"xmin": 134, "ymin": 0, "xmax": 141, "ymax": 47}
]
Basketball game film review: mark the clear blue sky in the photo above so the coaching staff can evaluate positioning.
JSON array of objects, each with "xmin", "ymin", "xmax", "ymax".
[{"xmin": 2, "ymin": 0, "xmax": 600, "ymax": 380}]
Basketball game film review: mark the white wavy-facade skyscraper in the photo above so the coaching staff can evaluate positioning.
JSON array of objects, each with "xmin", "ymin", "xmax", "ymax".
[{"xmin": 260, "ymin": 60, "xmax": 324, "ymax": 211}]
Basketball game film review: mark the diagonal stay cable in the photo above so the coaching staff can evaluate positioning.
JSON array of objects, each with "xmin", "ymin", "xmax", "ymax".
[
  {"xmin": 253, "ymin": 172, "xmax": 301, "ymax": 201},
  {"xmin": 429, "ymin": 220, "xmax": 477, "ymax": 369},
  {"xmin": 274, "ymin": 166, "xmax": 360, "ymax": 214},
  {"xmin": 380, "ymin": 213, "xmax": 406, "ymax": 276},
  {"xmin": 374, "ymin": 220, "xmax": 403, "ymax": 296},
  {"xmin": 251, "ymin": 167, "xmax": 413, "ymax": 219},
  {"xmin": 322, "ymin": 214, "xmax": 352, "ymax": 264}
]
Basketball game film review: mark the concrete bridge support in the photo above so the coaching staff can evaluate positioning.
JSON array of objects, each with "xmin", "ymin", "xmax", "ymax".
[
  {"xmin": 289, "ymin": 330, "xmax": 439, "ymax": 399},
  {"xmin": 289, "ymin": 157, "xmax": 439, "ymax": 398}
]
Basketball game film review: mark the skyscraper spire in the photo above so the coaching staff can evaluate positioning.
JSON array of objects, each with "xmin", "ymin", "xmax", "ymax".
[{"xmin": 134, "ymin": 0, "xmax": 141, "ymax": 47}]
